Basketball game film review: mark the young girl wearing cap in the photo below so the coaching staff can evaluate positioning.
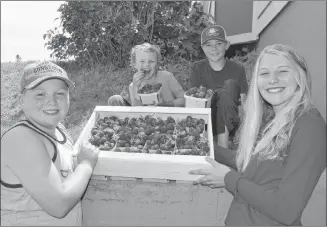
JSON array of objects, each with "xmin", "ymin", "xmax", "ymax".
[
  {"xmin": 108, "ymin": 43, "xmax": 185, "ymax": 107},
  {"xmin": 190, "ymin": 44, "xmax": 326, "ymax": 225},
  {"xmin": 1, "ymin": 61, "xmax": 99, "ymax": 226}
]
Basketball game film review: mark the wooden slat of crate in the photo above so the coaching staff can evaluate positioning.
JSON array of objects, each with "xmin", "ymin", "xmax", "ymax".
[
  {"xmin": 94, "ymin": 106, "xmax": 212, "ymax": 124},
  {"xmin": 73, "ymin": 106, "xmax": 229, "ymax": 181}
]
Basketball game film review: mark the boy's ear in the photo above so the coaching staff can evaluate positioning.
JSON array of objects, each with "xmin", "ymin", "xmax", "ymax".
[
  {"xmin": 18, "ymin": 92, "xmax": 25, "ymax": 111},
  {"xmin": 19, "ymin": 92, "xmax": 24, "ymax": 105},
  {"xmin": 225, "ymin": 41, "xmax": 231, "ymax": 51}
]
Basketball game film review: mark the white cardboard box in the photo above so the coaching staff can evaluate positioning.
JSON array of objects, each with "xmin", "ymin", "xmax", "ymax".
[{"xmin": 73, "ymin": 106, "xmax": 229, "ymax": 181}]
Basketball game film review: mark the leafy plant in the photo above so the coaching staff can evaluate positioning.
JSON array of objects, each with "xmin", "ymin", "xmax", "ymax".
[
  {"xmin": 44, "ymin": 1, "xmax": 215, "ymax": 68},
  {"xmin": 230, "ymin": 50, "xmax": 259, "ymax": 83}
]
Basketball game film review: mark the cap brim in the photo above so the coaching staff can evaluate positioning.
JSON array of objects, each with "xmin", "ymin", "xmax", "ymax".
[
  {"xmin": 202, "ymin": 37, "xmax": 228, "ymax": 45},
  {"xmin": 25, "ymin": 75, "xmax": 75, "ymax": 90}
]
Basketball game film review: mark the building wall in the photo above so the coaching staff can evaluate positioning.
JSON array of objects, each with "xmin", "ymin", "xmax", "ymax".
[
  {"xmin": 214, "ymin": 0, "xmax": 253, "ymax": 36},
  {"xmin": 257, "ymin": 1, "xmax": 326, "ymax": 121}
]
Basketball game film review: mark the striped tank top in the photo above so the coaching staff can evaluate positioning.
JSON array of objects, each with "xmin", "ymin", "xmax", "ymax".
[{"xmin": 1, "ymin": 120, "xmax": 82, "ymax": 226}]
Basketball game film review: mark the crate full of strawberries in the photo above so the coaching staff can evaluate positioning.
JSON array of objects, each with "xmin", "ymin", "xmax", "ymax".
[
  {"xmin": 184, "ymin": 86, "xmax": 214, "ymax": 108},
  {"xmin": 137, "ymin": 82, "xmax": 163, "ymax": 105},
  {"xmin": 73, "ymin": 106, "xmax": 229, "ymax": 181}
]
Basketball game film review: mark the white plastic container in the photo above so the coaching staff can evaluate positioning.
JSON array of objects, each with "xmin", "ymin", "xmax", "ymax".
[
  {"xmin": 184, "ymin": 94, "xmax": 213, "ymax": 108},
  {"xmin": 138, "ymin": 87, "xmax": 162, "ymax": 105}
]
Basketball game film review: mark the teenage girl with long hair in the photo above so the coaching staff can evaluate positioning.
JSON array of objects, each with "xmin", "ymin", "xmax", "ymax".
[{"xmin": 190, "ymin": 44, "xmax": 326, "ymax": 226}]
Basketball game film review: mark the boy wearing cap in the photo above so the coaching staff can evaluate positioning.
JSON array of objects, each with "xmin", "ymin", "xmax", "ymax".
[
  {"xmin": 190, "ymin": 25, "xmax": 248, "ymax": 148},
  {"xmin": 1, "ymin": 61, "xmax": 99, "ymax": 225}
]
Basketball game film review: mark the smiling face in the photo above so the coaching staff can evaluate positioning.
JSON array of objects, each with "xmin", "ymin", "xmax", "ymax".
[
  {"xmin": 201, "ymin": 39, "xmax": 229, "ymax": 62},
  {"xmin": 257, "ymin": 54, "xmax": 299, "ymax": 112},
  {"xmin": 21, "ymin": 79, "xmax": 70, "ymax": 130},
  {"xmin": 134, "ymin": 50, "xmax": 158, "ymax": 76}
]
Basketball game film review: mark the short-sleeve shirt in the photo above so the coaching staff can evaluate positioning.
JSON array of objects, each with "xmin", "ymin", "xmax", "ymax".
[
  {"xmin": 131, "ymin": 70, "xmax": 185, "ymax": 104},
  {"xmin": 189, "ymin": 59, "xmax": 248, "ymax": 135},
  {"xmin": 189, "ymin": 59, "xmax": 248, "ymax": 94}
]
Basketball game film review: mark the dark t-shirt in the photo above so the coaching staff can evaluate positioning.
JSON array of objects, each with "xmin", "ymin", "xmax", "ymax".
[
  {"xmin": 189, "ymin": 59, "xmax": 248, "ymax": 135},
  {"xmin": 189, "ymin": 58, "xmax": 248, "ymax": 95}
]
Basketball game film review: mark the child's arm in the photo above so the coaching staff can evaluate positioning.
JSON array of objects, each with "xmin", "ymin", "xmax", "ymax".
[
  {"xmin": 129, "ymin": 83, "xmax": 142, "ymax": 106},
  {"xmin": 167, "ymin": 72, "xmax": 185, "ymax": 107},
  {"xmin": 172, "ymin": 98, "xmax": 185, "ymax": 107},
  {"xmin": 214, "ymin": 143, "xmax": 237, "ymax": 171}
]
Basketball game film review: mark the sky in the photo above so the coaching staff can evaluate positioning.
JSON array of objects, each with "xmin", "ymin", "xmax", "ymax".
[{"xmin": 1, "ymin": 1, "xmax": 64, "ymax": 63}]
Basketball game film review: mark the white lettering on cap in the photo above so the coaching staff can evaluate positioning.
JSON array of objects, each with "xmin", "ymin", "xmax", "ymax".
[
  {"xmin": 33, "ymin": 63, "xmax": 63, "ymax": 75},
  {"xmin": 206, "ymin": 28, "xmax": 220, "ymax": 37}
]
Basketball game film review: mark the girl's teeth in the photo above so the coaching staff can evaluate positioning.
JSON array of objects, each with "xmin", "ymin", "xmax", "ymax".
[
  {"xmin": 43, "ymin": 110, "xmax": 59, "ymax": 115},
  {"xmin": 267, "ymin": 88, "xmax": 284, "ymax": 93}
]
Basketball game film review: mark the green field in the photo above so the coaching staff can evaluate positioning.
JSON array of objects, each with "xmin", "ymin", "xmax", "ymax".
[{"xmin": 1, "ymin": 61, "xmax": 191, "ymax": 142}]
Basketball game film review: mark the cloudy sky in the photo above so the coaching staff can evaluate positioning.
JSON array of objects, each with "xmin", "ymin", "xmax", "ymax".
[{"xmin": 1, "ymin": 1, "xmax": 64, "ymax": 63}]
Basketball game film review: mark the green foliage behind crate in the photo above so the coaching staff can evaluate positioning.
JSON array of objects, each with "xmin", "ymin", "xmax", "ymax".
[{"xmin": 44, "ymin": 1, "xmax": 215, "ymax": 69}]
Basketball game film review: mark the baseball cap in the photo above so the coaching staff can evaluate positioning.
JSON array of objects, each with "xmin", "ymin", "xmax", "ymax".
[
  {"xmin": 201, "ymin": 25, "xmax": 228, "ymax": 45},
  {"xmin": 20, "ymin": 61, "xmax": 75, "ymax": 93}
]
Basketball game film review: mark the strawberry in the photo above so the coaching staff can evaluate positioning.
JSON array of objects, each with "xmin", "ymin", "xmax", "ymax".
[
  {"xmin": 166, "ymin": 123, "xmax": 174, "ymax": 130},
  {"xmin": 166, "ymin": 130, "xmax": 174, "ymax": 135}
]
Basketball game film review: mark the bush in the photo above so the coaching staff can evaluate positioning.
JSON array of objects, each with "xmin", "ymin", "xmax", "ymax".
[
  {"xmin": 44, "ymin": 1, "xmax": 215, "ymax": 68},
  {"xmin": 229, "ymin": 50, "xmax": 259, "ymax": 84},
  {"xmin": 160, "ymin": 56, "xmax": 191, "ymax": 91}
]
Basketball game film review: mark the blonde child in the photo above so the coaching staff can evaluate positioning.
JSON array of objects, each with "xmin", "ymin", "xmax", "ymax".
[
  {"xmin": 1, "ymin": 61, "xmax": 99, "ymax": 225},
  {"xmin": 108, "ymin": 43, "xmax": 185, "ymax": 107}
]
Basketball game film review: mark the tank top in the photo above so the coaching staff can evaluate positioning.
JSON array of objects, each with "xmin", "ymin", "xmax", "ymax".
[{"xmin": 1, "ymin": 120, "xmax": 82, "ymax": 226}]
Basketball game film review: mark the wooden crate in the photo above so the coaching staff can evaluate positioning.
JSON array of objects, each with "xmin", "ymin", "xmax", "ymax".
[{"xmin": 73, "ymin": 106, "xmax": 230, "ymax": 181}]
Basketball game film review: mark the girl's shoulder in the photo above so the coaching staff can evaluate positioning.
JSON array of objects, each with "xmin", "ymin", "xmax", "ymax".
[
  {"xmin": 157, "ymin": 70, "xmax": 174, "ymax": 77},
  {"xmin": 157, "ymin": 70, "xmax": 176, "ymax": 81},
  {"xmin": 293, "ymin": 107, "xmax": 326, "ymax": 138},
  {"xmin": 297, "ymin": 107, "xmax": 325, "ymax": 126}
]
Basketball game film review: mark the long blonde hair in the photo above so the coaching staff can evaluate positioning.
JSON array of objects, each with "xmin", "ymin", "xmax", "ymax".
[{"xmin": 236, "ymin": 44, "xmax": 313, "ymax": 172}]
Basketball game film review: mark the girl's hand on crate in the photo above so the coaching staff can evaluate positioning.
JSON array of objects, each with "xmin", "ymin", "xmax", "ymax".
[
  {"xmin": 77, "ymin": 142, "xmax": 100, "ymax": 170},
  {"xmin": 189, "ymin": 157, "xmax": 225, "ymax": 188}
]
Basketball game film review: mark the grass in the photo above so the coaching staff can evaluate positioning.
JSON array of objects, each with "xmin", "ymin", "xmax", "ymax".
[
  {"xmin": 1, "ymin": 60, "xmax": 192, "ymax": 142},
  {"xmin": 1, "ymin": 61, "xmax": 35, "ymax": 134},
  {"xmin": 1, "ymin": 52, "xmax": 256, "ymax": 143}
]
